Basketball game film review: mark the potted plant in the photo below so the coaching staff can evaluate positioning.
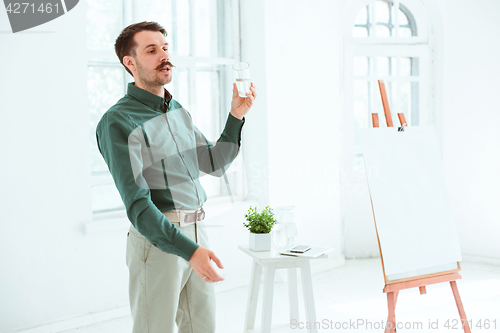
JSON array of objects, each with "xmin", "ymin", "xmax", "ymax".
[{"xmin": 243, "ymin": 206, "xmax": 277, "ymax": 251}]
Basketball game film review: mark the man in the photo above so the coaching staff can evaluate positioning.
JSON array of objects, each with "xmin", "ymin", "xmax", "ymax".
[{"xmin": 96, "ymin": 21, "xmax": 256, "ymax": 333}]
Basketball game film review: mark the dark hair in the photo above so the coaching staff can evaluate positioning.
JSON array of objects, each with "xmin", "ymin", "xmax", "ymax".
[{"xmin": 114, "ymin": 21, "xmax": 167, "ymax": 76}]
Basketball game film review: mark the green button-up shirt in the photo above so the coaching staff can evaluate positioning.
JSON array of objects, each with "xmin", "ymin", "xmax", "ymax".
[{"xmin": 96, "ymin": 83, "xmax": 244, "ymax": 261}]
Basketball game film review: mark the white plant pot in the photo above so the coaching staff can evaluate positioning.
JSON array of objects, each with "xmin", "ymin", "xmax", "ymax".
[{"xmin": 249, "ymin": 232, "xmax": 271, "ymax": 251}]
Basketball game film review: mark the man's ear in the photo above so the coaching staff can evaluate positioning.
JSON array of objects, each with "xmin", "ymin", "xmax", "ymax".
[{"xmin": 123, "ymin": 55, "xmax": 135, "ymax": 74}]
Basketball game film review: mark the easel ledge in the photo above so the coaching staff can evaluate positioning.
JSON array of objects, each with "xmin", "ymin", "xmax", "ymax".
[
  {"xmin": 383, "ymin": 272, "xmax": 461, "ymax": 293},
  {"xmin": 384, "ymin": 262, "xmax": 462, "ymax": 286}
]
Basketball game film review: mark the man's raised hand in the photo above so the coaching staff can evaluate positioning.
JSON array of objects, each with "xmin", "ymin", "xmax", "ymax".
[{"xmin": 230, "ymin": 82, "xmax": 257, "ymax": 120}]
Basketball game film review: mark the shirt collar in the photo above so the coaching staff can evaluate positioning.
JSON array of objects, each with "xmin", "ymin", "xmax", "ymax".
[{"xmin": 127, "ymin": 82, "xmax": 173, "ymax": 112}]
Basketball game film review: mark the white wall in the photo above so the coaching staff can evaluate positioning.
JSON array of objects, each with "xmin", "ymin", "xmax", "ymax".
[
  {"xmin": 441, "ymin": 0, "xmax": 500, "ymax": 259},
  {"xmin": 0, "ymin": 3, "xmax": 132, "ymax": 332}
]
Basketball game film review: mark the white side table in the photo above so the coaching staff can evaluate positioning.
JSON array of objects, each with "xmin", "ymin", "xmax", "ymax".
[{"xmin": 238, "ymin": 245, "xmax": 328, "ymax": 333}]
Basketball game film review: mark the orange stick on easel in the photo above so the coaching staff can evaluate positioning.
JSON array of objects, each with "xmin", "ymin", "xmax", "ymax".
[
  {"xmin": 377, "ymin": 80, "xmax": 394, "ymax": 127},
  {"xmin": 397, "ymin": 113, "xmax": 407, "ymax": 127},
  {"xmin": 372, "ymin": 113, "xmax": 380, "ymax": 128}
]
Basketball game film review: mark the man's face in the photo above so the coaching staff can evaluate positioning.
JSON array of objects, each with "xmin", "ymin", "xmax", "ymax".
[{"xmin": 129, "ymin": 30, "xmax": 173, "ymax": 87}]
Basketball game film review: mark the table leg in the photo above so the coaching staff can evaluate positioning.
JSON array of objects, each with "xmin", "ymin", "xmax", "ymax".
[
  {"xmin": 300, "ymin": 260, "xmax": 318, "ymax": 333},
  {"xmin": 261, "ymin": 262, "xmax": 276, "ymax": 333},
  {"xmin": 287, "ymin": 268, "xmax": 299, "ymax": 324},
  {"xmin": 244, "ymin": 260, "xmax": 262, "ymax": 333}
]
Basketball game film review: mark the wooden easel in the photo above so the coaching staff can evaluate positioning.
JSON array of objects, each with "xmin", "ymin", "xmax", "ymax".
[{"xmin": 370, "ymin": 80, "xmax": 471, "ymax": 333}]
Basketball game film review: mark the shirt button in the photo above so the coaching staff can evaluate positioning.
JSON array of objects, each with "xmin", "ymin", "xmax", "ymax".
[
  {"xmin": 182, "ymin": 154, "xmax": 185, "ymax": 158},
  {"xmin": 173, "ymin": 132, "xmax": 177, "ymax": 136}
]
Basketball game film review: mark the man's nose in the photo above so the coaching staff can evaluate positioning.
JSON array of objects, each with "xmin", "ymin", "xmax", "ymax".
[{"xmin": 161, "ymin": 49, "xmax": 170, "ymax": 62}]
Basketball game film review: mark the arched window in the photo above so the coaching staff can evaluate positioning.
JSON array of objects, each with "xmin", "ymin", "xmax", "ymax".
[
  {"xmin": 353, "ymin": 0, "xmax": 417, "ymax": 37},
  {"xmin": 344, "ymin": 0, "xmax": 431, "ymax": 134},
  {"xmin": 342, "ymin": 0, "xmax": 433, "ymax": 176}
]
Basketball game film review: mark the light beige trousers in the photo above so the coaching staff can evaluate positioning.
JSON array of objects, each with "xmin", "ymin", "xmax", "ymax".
[{"xmin": 126, "ymin": 222, "xmax": 215, "ymax": 333}]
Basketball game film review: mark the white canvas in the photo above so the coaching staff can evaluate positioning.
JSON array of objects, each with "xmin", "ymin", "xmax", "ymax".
[{"xmin": 359, "ymin": 126, "xmax": 462, "ymax": 277}]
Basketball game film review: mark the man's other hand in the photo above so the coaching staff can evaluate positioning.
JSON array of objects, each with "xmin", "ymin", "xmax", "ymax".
[
  {"xmin": 230, "ymin": 82, "xmax": 257, "ymax": 120},
  {"xmin": 188, "ymin": 246, "xmax": 225, "ymax": 283}
]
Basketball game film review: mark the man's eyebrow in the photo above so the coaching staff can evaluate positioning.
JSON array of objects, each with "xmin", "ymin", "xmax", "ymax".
[{"xmin": 144, "ymin": 42, "xmax": 169, "ymax": 50}]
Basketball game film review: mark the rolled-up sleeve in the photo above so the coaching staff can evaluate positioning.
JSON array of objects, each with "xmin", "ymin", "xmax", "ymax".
[{"xmin": 195, "ymin": 112, "xmax": 245, "ymax": 176}]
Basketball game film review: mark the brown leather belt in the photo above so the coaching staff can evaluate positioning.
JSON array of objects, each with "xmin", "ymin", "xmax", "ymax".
[{"xmin": 162, "ymin": 207, "xmax": 205, "ymax": 227}]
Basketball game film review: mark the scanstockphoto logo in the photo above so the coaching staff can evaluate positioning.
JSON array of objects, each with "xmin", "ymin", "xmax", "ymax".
[{"xmin": 3, "ymin": 0, "xmax": 79, "ymax": 33}]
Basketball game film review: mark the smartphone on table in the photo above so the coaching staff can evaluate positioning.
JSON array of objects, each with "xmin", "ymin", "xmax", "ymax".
[{"xmin": 290, "ymin": 245, "xmax": 311, "ymax": 253}]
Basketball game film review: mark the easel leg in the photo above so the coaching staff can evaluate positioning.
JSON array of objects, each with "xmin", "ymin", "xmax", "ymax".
[
  {"xmin": 450, "ymin": 281, "xmax": 471, "ymax": 333},
  {"xmin": 385, "ymin": 291, "xmax": 397, "ymax": 333},
  {"xmin": 243, "ymin": 260, "xmax": 262, "ymax": 333}
]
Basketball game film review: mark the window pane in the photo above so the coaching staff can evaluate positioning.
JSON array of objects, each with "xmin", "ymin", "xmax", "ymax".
[
  {"xmin": 388, "ymin": 81, "xmax": 397, "ymax": 115},
  {"xmin": 169, "ymin": 68, "xmax": 189, "ymax": 107},
  {"xmin": 399, "ymin": 27, "xmax": 412, "ymax": 37},
  {"xmin": 86, "ymin": 0, "xmax": 123, "ymax": 51},
  {"xmin": 175, "ymin": 0, "xmax": 191, "ymax": 56},
  {"xmin": 88, "ymin": 66, "xmax": 125, "ymax": 173},
  {"xmin": 354, "ymin": 57, "xmax": 369, "ymax": 76},
  {"xmin": 199, "ymin": 171, "xmax": 222, "ymax": 197},
  {"xmin": 194, "ymin": 0, "xmax": 217, "ymax": 57},
  {"xmin": 390, "ymin": 57, "xmax": 396, "ymax": 76},
  {"xmin": 353, "ymin": 27, "xmax": 368, "ymax": 38},
  {"xmin": 375, "ymin": 0, "xmax": 390, "ymax": 24},
  {"xmin": 398, "ymin": 8, "xmax": 409, "ymax": 25},
  {"xmin": 412, "ymin": 82, "xmax": 420, "ymax": 126},
  {"xmin": 400, "ymin": 82, "xmax": 411, "ymax": 119},
  {"xmin": 354, "ymin": 80, "xmax": 369, "ymax": 128},
  {"xmin": 377, "ymin": 57, "xmax": 390, "ymax": 77},
  {"xmin": 214, "ymin": 153, "xmax": 245, "ymax": 199},
  {"xmin": 401, "ymin": 58, "xmax": 411, "ymax": 76},
  {"xmin": 216, "ymin": 0, "xmax": 236, "ymax": 58},
  {"xmin": 354, "ymin": 6, "xmax": 368, "ymax": 25},
  {"xmin": 411, "ymin": 82, "xmax": 420, "ymax": 125},
  {"xmin": 135, "ymin": 0, "xmax": 173, "ymax": 38},
  {"xmin": 375, "ymin": 24, "xmax": 391, "ymax": 37},
  {"xmin": 401, "ymin": 57, "xmax": 419, "ymax": 76},
  {"xmin": 195, "ymin": 70, "xmax": 220, "ymax": 139},
  {"xmin": 92, "ymin": 183, "xmax": 124, "ymax": 213}
]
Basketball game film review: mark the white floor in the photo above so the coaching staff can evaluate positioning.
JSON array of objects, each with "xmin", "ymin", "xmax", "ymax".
[{"xmin": 61, "ymin": 259, "xmax": 500, "ymax": 333}]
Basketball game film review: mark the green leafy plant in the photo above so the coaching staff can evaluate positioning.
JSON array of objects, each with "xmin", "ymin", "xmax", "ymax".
[{"xmin": 243, "ymin": 206, "xmax": 277, "ymax": 234}]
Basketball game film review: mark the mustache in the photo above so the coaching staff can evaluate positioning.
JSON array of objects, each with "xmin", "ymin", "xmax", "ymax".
[{"xmin": 156, "ymin": 61, "xmax": 176, "ymax": 70}]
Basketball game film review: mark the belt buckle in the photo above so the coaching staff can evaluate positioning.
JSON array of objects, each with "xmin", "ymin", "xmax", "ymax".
[
  {"xmin": 197, "ymin": 207, "xmax": 205, "ymax": 221},
  {"xmin": 179, "ymin": 210, "xmax": 195, "ymax": 228},
  {"xmin": 178, "ymin": 208, "xmax": 204, "ymax": 227},
  {"xmin": 179, "ymin": 210, "xmax": 189, "ymax": 228}
]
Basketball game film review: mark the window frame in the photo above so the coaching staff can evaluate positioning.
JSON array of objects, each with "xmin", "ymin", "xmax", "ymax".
[{"xmin": 86, "ymin": 0, "xmax": 244, "ymax": 217}]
